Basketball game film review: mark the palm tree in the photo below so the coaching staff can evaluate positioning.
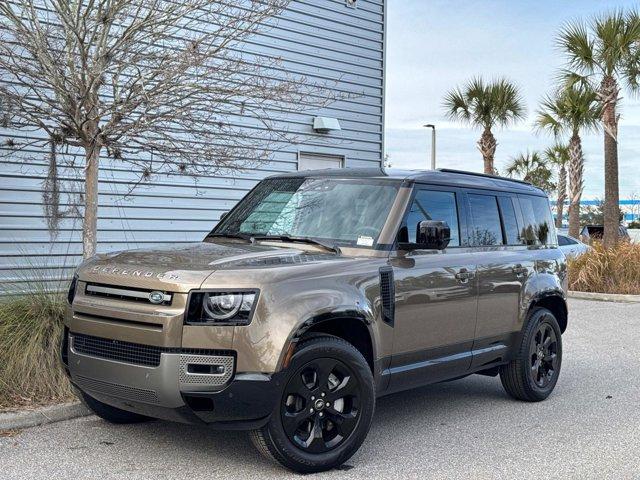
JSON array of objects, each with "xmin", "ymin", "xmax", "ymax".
[
  {"xmin": 543, "ymin": 143, "xmax": 570, "ymax": 228},
  {"xmin": 535, "ymin": 85, "xmax": 600, "ymax": 238},
  {"xmin": 558, "ymin": 10, "xmax": 640, "ymax": 246},
  {"xmin": 443, "ymin": 77, "xmax": 526, "ymax": 174},
  {"xmin": 505, "ymin": 151, "xmax": 555, "ymax": 194}
]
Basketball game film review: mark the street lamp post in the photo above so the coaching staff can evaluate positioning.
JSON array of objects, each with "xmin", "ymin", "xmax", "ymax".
[{"xmin": 424, "ymin": 124, "xmax": 436, "ymax": 170}]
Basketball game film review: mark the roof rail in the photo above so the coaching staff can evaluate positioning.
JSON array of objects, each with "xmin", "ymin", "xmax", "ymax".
[{"xmin": 437, "ymin": 168, "xmax": 533, "ymax": 186}]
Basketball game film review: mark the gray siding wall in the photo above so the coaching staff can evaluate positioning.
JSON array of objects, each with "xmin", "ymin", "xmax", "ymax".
[{"xmin": 0, "ymin": 0, "xmax": 386, "ymax": 290}]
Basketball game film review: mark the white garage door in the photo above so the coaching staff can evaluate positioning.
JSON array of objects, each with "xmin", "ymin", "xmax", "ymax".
[{"xmin": 298, "ymin": 152, "xmax": 344, "ymax": 171}]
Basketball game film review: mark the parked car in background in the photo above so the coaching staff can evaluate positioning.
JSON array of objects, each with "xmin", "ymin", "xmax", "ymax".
[
  {"xmin": 557, "ymin": 234, "xmax": 590, "ymax": 259},
  {"xmin": 579, "ymin": 225, "xmax": 630, "ymax": 244}
]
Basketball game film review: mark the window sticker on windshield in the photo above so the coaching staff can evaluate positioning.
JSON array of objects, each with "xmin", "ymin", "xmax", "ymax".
[{"xmin": 357, "ymin": 235, "xmax": 374, "ymax": 247}]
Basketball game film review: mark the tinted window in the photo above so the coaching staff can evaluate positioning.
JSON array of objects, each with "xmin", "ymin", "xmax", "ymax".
[
  {"xmin": 557, "ymin": 235, "xmax": 569, "ymax": 246},
  {"xmin": 468, "ymin": 194, "xmax": 503, "ymax": 246},
  {"xmin": 497, "ymin": 197, "xmax": 521, "ymax": 245},
  {"xmin": 405, "ymin": 190, "xmax": 460, "ymax": 246},
  {"xmin": 518, "ymin": 195, "xmax": 555, "ymax": 245}
]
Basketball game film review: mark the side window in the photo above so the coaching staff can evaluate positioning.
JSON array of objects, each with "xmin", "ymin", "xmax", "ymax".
[
  {"xmin": 404, "ymin": 190, "xmax": 460, "ymax": 246},
  {"xmin": 497, "ymin": 196, "xmax": 521, "ymax": 245},
  {"xmin": 468, "ymin": 194, "xmax": 503, "ymax": 246},
  {"xmin": 557, "ymin": 235, "xmax": 569, "ymax": 246},
  {"xmin": 518, "ymin": 195, "xmax": 555, "ymax": 245}
]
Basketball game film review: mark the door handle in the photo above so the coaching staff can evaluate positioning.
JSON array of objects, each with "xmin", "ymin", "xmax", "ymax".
[
  {"xmin": 455, "ymin": 269, "xmax": 475, "ymax": 283},
  {"xmin": 512, "ymin": 265, "xmax": 528, "ymax": 277}
]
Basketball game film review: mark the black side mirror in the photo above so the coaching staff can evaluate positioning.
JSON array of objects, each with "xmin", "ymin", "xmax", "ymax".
[{"xmin": 398, "ymin": 220, "xmax": 451, "ymax": 251}]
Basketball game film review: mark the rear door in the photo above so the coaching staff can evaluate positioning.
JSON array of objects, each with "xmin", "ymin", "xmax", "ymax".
[{"xmin": 465, "ymin": 191, "xmax": 529, "ymax": 369}]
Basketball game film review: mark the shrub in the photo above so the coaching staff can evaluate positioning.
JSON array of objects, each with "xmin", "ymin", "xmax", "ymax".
[
  {"xmin": 0, "ymin": 292, "xmax": 73, "ymax": 410},
  {"xmin": 568, "ymin": 241, "xmax": 640, "ymax": 295},
  {"xmin": 0, "ymin": 257, "xmax": 76, "ymax": 411}
]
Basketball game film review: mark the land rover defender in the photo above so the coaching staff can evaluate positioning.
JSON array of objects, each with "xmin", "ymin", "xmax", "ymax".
[{"xmin": 62, "ymin": 168, "xmax": 567, "ymax": 473}]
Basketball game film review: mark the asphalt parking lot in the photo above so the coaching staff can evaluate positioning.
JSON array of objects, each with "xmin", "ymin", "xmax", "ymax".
[{"xmin": 1, "ymin": 298, "xmax": 639, "ymax": 480}]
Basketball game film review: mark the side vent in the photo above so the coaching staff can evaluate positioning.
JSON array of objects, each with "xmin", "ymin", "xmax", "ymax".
[{"xmin": 379, "ymin": 266, "xmax": 395, "ymax": 326}]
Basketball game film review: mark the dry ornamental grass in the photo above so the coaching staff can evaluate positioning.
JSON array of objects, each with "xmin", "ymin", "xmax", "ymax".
[
  {"xmin": 568, "ymin": 241, "xmax": 640, "ymax": 295},
  {"xmin": 0, "ymin": 293, "xmax": 73, "ymax": 411}
]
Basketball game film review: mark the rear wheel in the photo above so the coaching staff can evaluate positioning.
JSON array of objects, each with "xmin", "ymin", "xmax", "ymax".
[
  {"xmin": 80, "ymin": 391, "xmax": 151, "ymax": 424},
  {"xmin": 251, "ymin": 335, "xmax": 375, "ymax": 473},
  {"xmin": 500, "ymin": 307, "xmax": 563, "ymax": 402}
]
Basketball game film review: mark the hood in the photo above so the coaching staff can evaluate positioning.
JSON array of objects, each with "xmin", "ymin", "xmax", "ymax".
[{"xmin": 77, "ymin": 241, "xmax": 341, "ymax": 292}]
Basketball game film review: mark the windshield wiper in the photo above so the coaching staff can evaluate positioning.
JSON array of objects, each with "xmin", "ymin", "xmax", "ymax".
[
  {"xmin": 208, "ymin": 232, "xmax": 253, "ymax": 242},
  {"xmin": 251, "ymin": 235, "xmax": 341, "ymax": 255}
]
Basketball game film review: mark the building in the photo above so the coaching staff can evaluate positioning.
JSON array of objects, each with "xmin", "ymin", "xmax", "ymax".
[{"xmin": 0, "ymin": 0, "xmax": 387, "ymax": 289}]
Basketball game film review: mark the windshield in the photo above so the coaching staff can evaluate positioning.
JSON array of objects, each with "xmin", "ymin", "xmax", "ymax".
[{"xmin": 211, "ymin": 177, "xmax": 400, "ymax": 248}]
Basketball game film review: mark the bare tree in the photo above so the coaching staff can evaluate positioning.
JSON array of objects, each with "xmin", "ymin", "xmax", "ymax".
[{"xmin": 0, "ymin": 0, "xmax": 340, "ymax": 257}]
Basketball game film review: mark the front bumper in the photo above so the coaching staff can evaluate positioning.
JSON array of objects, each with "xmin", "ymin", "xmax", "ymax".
[{"xmin": 63, "ymin": 331, "xmax": 283, "ymax": 429}]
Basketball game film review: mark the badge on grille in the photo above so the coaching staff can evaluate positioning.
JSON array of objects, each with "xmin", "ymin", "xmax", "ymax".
[{"xmin": 148, "ymin": 291, "xmax": 165, "ymax": 304}]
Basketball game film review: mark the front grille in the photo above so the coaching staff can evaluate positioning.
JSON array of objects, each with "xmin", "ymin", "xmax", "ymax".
[
  {"xmin": 70, "ymin": 333, "xmax": 233, "ymax": 368},
  {"xmin": 73, "ymin": 333, "xmax": 162, "ymax": 367},
  {"xmin": 84, "ymin": 283, "xmax": 172, "ymax": 306},
  {"xmin": 74, "ymin": 375, "xmax": 159, "ymax": 404}
]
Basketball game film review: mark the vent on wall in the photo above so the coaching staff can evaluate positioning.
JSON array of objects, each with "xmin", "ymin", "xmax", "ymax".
[
  {"xmin": 346, "ymin": 0, "xmax": 357, "ymax": 7},
  {"xmin": 379, "ymin": 266, "xmax": 395, "ymax": 326}
]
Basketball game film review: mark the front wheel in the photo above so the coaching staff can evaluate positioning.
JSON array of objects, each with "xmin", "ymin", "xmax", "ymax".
[
  {"xmin": 500, "ymin": 307, "xmax": 563, "ymax": 402},
  {"xmin": 251, "ymin": 335, "xmax": 375, "ymax": 473}
]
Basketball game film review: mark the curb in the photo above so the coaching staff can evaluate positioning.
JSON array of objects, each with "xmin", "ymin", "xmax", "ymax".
[
  {"xmin": 0, "ymin": 401, "xmax": 91, "ymax": 431},
  {"xmin": 568, "ymin": 290, "xmax": 640, "ymax": 303}
]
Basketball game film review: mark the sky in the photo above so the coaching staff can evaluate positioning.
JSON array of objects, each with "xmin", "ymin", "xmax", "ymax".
[{"xmin": 384, "ymin": 0, "xmax": 640, "ymax": 200}]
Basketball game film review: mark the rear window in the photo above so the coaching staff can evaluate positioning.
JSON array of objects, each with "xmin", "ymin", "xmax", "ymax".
[
  {"xmin": 518, "ymin": 195, "xmax": 555, "ymax": 245},
  {"xmin": 468, "ymin": 194, "xmax": 503, "ymax": 246},
  {"xmin": 497, "ymin": 197, "xmax": 521, "ymax": 245}
]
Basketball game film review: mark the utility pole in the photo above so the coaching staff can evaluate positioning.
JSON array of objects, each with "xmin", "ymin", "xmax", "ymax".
[{"xmin": 424, "ymin": 124, "xmax": 436, "ymax": 170}]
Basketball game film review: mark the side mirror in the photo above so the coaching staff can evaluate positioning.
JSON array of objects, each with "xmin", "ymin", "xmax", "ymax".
[{"xmin": 399, "ymin": 220, "xmax": 451, "ymax": 251}]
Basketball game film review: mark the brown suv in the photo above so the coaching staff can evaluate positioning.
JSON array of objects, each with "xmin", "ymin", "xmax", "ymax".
[{"xmin": 62, "ymin": 168, "xmax": 567, "ymax": 473}]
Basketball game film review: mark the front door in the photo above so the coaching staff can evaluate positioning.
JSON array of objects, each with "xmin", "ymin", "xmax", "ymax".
[{"xmin": 387, "ymin": 187, "xmax": 478, "ymax": 392}]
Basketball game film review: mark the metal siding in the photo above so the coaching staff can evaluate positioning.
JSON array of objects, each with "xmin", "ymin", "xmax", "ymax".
[{"xmin": 0, "ymin": 0, "xmax": 385, "ymax": 289}]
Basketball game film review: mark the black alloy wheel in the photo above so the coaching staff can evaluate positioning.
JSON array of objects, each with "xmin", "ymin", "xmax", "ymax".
[
  {"xmin": 281, "ymin": 358, "xmax": 361, "ymax": 453},
  {"xmin": 250, "ymin": 335, "xmax": 375, "ymax": 473},
  {"xmin": 500, "ymin": 307, "xmax": 563, "ymax": 402},
  {"xmin": 529, "ymin": 322, "xmax": 559, "ymax": 389}
]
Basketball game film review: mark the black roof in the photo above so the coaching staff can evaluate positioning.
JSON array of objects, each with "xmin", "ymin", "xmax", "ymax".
[{"xmin": 271, "ymin": 167, "xmax": 546, "ymax": 196}]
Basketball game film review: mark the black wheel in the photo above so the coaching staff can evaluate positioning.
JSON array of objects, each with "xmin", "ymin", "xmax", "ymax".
[
  {"xmin": 500, "ymin": 307, "xmax": 563, "ymax": 402},
  {"xmin": 251, "ymin": 335, "xmax": 375, "ymax": 473},
  {"xmin": 80, "ymin": 391, "xmax": 151, "ymax": 424}
]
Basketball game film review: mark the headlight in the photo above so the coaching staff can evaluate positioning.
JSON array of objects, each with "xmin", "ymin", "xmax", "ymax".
[
  {"xmin": 186, "ymin": 290, "xmax": 258, "ymax": 325},
  {"xmin": 67, "ymin": 274, "xmax": 78, "ymax": 305}
]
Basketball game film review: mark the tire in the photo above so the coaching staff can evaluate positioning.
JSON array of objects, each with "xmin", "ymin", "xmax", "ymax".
[
  {"xmin": 80, "ymin": 391, "xmax": 151, "ymax": 424},
  {"xmin": 251, "ymin": 335, "xmax": 375, "ymax": 473},
  {"xmin": 500, "ymin": 307, "xmax": 563, "ymax": 402}
]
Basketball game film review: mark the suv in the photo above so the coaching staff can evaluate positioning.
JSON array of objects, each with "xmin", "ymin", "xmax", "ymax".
[{"xmin": 62, "ymin": 168, "xmax": 567, "ymax": 473}]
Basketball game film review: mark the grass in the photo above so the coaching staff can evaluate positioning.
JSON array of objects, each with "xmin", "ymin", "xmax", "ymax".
[
  {"xmin": 568, "ymin": 241, "xmax": 640, "ymax": 295},
  {"xmin": 0, "ymin": 292, "xmax": 74, "ymax": 411},
  {"xmin": 0, "ymin": 255, "xmax": 76, "ymax": 411}
]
